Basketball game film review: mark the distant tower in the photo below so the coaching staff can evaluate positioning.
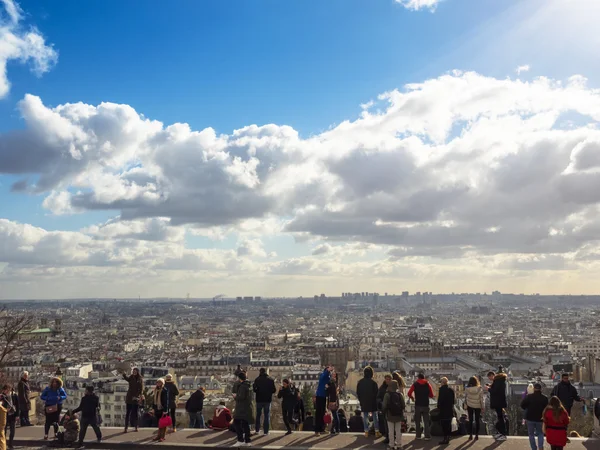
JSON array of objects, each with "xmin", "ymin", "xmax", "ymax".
[
  {"xmin": 54, "ymin": 318, "xmax": 62, "ymax": 333},
  {"xmin": 41, "ymin": 318, "xmax": 48, "ymax": 328}
]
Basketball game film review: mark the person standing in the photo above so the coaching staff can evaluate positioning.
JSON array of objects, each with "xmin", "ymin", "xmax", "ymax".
[
  {"xmin": 16, "ymin": 372, "xmax": 31, "ymax": 427},
  {"xmin": 293, "ymin": 394, "xmax": 305, "ymax": 430},
  {"xmin": 464, "ymin": 376, "xmax": 484, "ymax": 440},
  {"xmin": 278, "ymin": 378, "xmax": 298, "ymax": 435},
  {"xmin": 73, "ymin": 385, "xmax": 102, "ymax": 447},
  {"xmin": 437, "ymin": 378, "xmax": 455, "ymax": 446},
  {"xmin": 378, "ymin": 374, "xmax": 392, "ymax": 444},
  {"xmin": 327, "ymin": 372, "xmax": 340, "ymax": 434},
  {"xmin": 122, "ymin": 367, "xmax": 144, "ymax": 433},
  {"xmin": 163, "ymin": 374, "xmax": 180, "ymax": 432},
  {"xmin": 382, "ymin": 380, "xmax": 405, "ymax": 450},
  {"xmin": 252, "ymin": 368, "xmax": 276, "ymax": 436},
  {"xmin": 186, "ymin": 385, "xmax": 206, "ymax": 429},
  {"xmin": 407, "ymin": 373, "xmax": 434, "ymax": 441},
  {"xmin": 551, "ymin": 373, "xmax": 581, "ymax": 415},
  {"xmin": 0, "ymin": 385, "xmax": 18, "ymax": 449},
  {"xmin": 232, "ymin": 371, "xmax": 253, "ymax": 447},
  {"xmin": 357, "ymin": 366, "xmax": 381, "ymax": 438},
  {"xmin": 40, "ymin": 377, "xmax": 67, "ymax": 440},
  {"xmin": 544, "ymin": 396, "xmax": 570, "ymax": 450},
  {"xmin": 314, "ymin": 365, "xmax": 332, "ymax": 436},
  {"xmin": 488, "ymin": 370, "xmax": 508, "ymax": 441},
  {"xmin": 151, "ymin": 378, "xmax": 168, "ymax": 442},
  {"xmin": 521, "ymin": 383, "xmax": 548, "ymax": 450}
]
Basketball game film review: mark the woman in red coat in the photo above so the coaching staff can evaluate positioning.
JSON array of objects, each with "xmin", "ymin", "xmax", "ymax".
[{"xmin": 543, "ymin": 396, "xmax": 570, "ymax": 450}]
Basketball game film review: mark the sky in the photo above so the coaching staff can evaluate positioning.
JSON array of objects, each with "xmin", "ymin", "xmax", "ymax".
[{"xmin": 2, "ymin": 0, "xmax": 600, "ymax": 299}]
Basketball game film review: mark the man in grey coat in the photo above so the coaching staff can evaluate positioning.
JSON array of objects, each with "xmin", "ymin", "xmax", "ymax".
[{"xmin": 233, "ymin": 372, "xmax": 253, "ymax": 447}]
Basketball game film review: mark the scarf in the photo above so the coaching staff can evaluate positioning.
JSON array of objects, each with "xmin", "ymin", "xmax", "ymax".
[{"xmin": 153, "ymin": 387, "xmax": 163, "ymax": 410}]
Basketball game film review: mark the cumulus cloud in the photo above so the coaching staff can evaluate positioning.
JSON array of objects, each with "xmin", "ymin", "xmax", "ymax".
[
  {"xmin": 395, "ymin": 0, "xmax": 441, "ymax": 12},
  {"xmin": 4, "ymin": 70, "xmax": 600, "ymax": 296},
  {"xmin": 0, "ymin": 0, "xmax": 57, "ymax": 98}
]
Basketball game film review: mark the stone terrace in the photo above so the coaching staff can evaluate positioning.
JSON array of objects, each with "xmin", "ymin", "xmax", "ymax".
[{"xmin": 12, "ymin": 428, "xmax": 596, "ymax": 449}]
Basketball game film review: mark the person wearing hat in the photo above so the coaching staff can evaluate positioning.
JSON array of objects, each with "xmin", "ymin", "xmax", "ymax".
[
  {"xmin": 522, "ymin": 383, "xmax": 548, "ymax": 450},
  {"xmin": 186, "ymin": 385, "xmax": 206, "ymax": 429},
  {"xmin": 163, "ymin": 374, "xmax": 180, "ymax": 432}
]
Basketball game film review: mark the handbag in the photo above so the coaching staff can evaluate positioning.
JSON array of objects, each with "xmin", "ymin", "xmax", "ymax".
[
  {"xmin": 323, "ymin": 412, "xmax": 332, "ymax": 424},
  {"xmin": 46, "ymin": 404, "xmax": 58, "ymax": 414},
  {"xmin": 451, "ymin": 417, "xmax": 459, "ymax": 433},
  {"xmin": 158, "ymin": 415, "xmax": 173, "ymax": 429}
]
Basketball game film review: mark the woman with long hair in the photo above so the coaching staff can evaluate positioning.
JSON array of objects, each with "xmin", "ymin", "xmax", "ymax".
[
  {"xmin": 464, "ymin": 376, "xmax": 484, "ymax": 440},
  {"xmin": 40, "ymin": 377, "xmax": 67, "ymax": 440},
  {"xmin": 543, "ymin": 396, "xmax": 570, "ymax": 450},
  {"xmin": 327, "ymin": 372, "xmax": 340, "ymax": 434},
  {"xmin": 122, "ymin": 367, "xmax": 144, "ymax": 432}
]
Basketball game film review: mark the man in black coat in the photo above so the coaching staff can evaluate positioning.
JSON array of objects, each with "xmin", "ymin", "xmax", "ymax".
[
  {"xmin": 551, "ymin": 373, "xmax": 581, "ymax": 414},
  {"xmin": 521, "ymin": 383, "xmax": 548, "ymax": 450},
  {"xmin": 277, "ymin": 379, "xmax": 298, "ymax": 435},
  {"xmin": 252, "ymin": 368, "xmax": 276, "ymax": 435},
  {"xmin": 186, "ymin": 385, "xmax": 206, "ymax": 428},
  {"xmin": 357, "ymin": 366, "xmax": 381, "ymax": 438},
  {"xmin": 488, "ymin": 370, "xmax": 508, "ymax": 440},
  {"xmin": 73, "ymin": 385, "xmax": 102, "ymax": 447}
]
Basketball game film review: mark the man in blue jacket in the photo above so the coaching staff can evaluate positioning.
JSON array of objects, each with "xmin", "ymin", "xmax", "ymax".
[{"xmin": 314, "ymin": 365, "xmax": 332, "ymax": 435}]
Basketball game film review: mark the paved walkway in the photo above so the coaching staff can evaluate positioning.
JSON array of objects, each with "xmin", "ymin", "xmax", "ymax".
[{"xmin": 11, "ymin": 427, "xmax": 596, "ymax": 450}]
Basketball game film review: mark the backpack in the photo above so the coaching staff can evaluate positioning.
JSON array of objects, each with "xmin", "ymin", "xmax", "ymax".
[{"xmin": 388, "ymin": 392, "xmax": 404, "ymax": 416}]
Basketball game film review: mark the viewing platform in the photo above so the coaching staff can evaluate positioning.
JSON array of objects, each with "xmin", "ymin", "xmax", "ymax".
[{"xmin": 12, "ymin": 427, "xmax": 596, "ymax": 450}]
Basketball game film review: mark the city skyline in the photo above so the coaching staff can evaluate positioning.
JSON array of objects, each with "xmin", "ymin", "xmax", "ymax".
[{"xmin": 3, "ymin": 0, "xmax": 600, "ymax": 299}]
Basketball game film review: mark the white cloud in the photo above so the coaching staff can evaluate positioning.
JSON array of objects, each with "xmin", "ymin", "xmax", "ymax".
[
  {"xmin": 0, "ymin": 0, "xmax": 57, "ymax": 98},
  {"xmin": 516, "ymin": 64, "xmax": 530, "ymax": 75},
  {"xmin": 395, "ymin": 0, "xmax": 441, "ymax": 12},
  {"xmin": 5, "ymin": 70, "xmax": 600, "ymax": 296}
]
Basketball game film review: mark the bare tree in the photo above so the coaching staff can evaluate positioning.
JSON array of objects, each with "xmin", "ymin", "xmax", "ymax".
[{"xmin": 0, "ymin": 307, "xmax": 35, "ymax": 368}]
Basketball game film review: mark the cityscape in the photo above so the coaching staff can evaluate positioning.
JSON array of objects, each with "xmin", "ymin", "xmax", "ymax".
[{"xmin": 1, "ymin": 292, "xmax": 599, "ymax": 442}]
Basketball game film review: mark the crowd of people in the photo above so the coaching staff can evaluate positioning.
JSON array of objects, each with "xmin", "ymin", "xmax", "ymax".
[{"xmin": 0, "ymin": 367, "xmax": 597, "ymax": 449}]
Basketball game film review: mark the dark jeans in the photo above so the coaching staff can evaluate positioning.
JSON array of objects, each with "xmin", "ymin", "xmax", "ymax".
[
  {"xmin": 315, "ymin": 396, "xmax": 327, "ymax": 433},
  {"xmin": 255, "ymin": 402, "xmax": 271, "ymax": 434},
  {"xmin": 441, "ymin": 419, "xmax": 452, "ymax": 438},
  {"xmin": 79, "ymin": 417, "xmax": 102, "ymax": 443},
  {"xmin": 6, "ymin": 416, "xmax": 16, "ymax": 444},
  {"xmin": 188, "ymin": 411, "xmax": 205, "ymax": 428},
  {"xmin": 550, "ymin": 447, "xmax": 563, "ymax": 450},
  {"xmin": 169, "ymin": 407, "xmax": 176, "ymax": 429},
  {"xmin": 44, "ymin": 405, "xmax": 62, "ymax": 436},
  {"xmin": 495, "ymin": 408, "xmax": 506, "ymax": 436},
  {"xmin": 234, "ymin": 418, "xmax": 251, "ymax": 443},
  {"xmin": 467, "ymin": 407, "xmax": 481, "ymax": 436},
  {"xmin": 283, "ymin": 408, "xmax": 294, "ymax": 432},
  {"xmin": 19, "ymin": 409, "xmax": 31, "ymax": 426},
  {"xmin": 330, "ymin": 409, "xmax": 340, "ymax": 433},
  {"xmin": 125, "ymin": 403, "xmax": 139, "ymax": 429}
]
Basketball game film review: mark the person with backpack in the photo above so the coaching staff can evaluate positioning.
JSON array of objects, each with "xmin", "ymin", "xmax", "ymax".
[
  {"xmin": 407, "ymin": 373, "xmax": 434, "ymax": 441},
  {"xmin": 437, "ymin": 378, "xmax": 455, "ymax": 446},
  {"xmin": 378, "ymin": 374, "xmax": 392, "ymax": 444},
  {"xmin": 277, "ymin": 379, "xmax": 298, "ymax": 435},
  {"xmin": 252, "ymin": 368, "xmax": 276, "ymax": 436},
  {"xmin": 357, "ymin": 366, "xmax": 381, "ymax": 438},
  {"xmin": 73, "ymin": 385, "xmax": 102, "ymax": 448},
  {"xmin": 521, "ymin": 383, "xmax": 548, "ymax": 450},
  {"xmin": 382, "ymin": 380, "xmax": 405, "ymax": 450}
]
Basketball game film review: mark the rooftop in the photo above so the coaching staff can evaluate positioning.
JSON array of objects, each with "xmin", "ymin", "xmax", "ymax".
[{"xmin": 13, "ymin": 427, "xmax": 595, "ymax": 450}]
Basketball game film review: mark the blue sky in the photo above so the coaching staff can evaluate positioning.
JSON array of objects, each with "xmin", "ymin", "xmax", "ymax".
[{"xmin": 2, "ymin": 0, "xmax": 600, "ymax": 298}]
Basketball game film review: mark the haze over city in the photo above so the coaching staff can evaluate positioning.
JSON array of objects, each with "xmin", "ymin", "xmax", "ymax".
[{"xmin": 2, "ymin": 0, "xmax": 600, "ymax": 299}]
